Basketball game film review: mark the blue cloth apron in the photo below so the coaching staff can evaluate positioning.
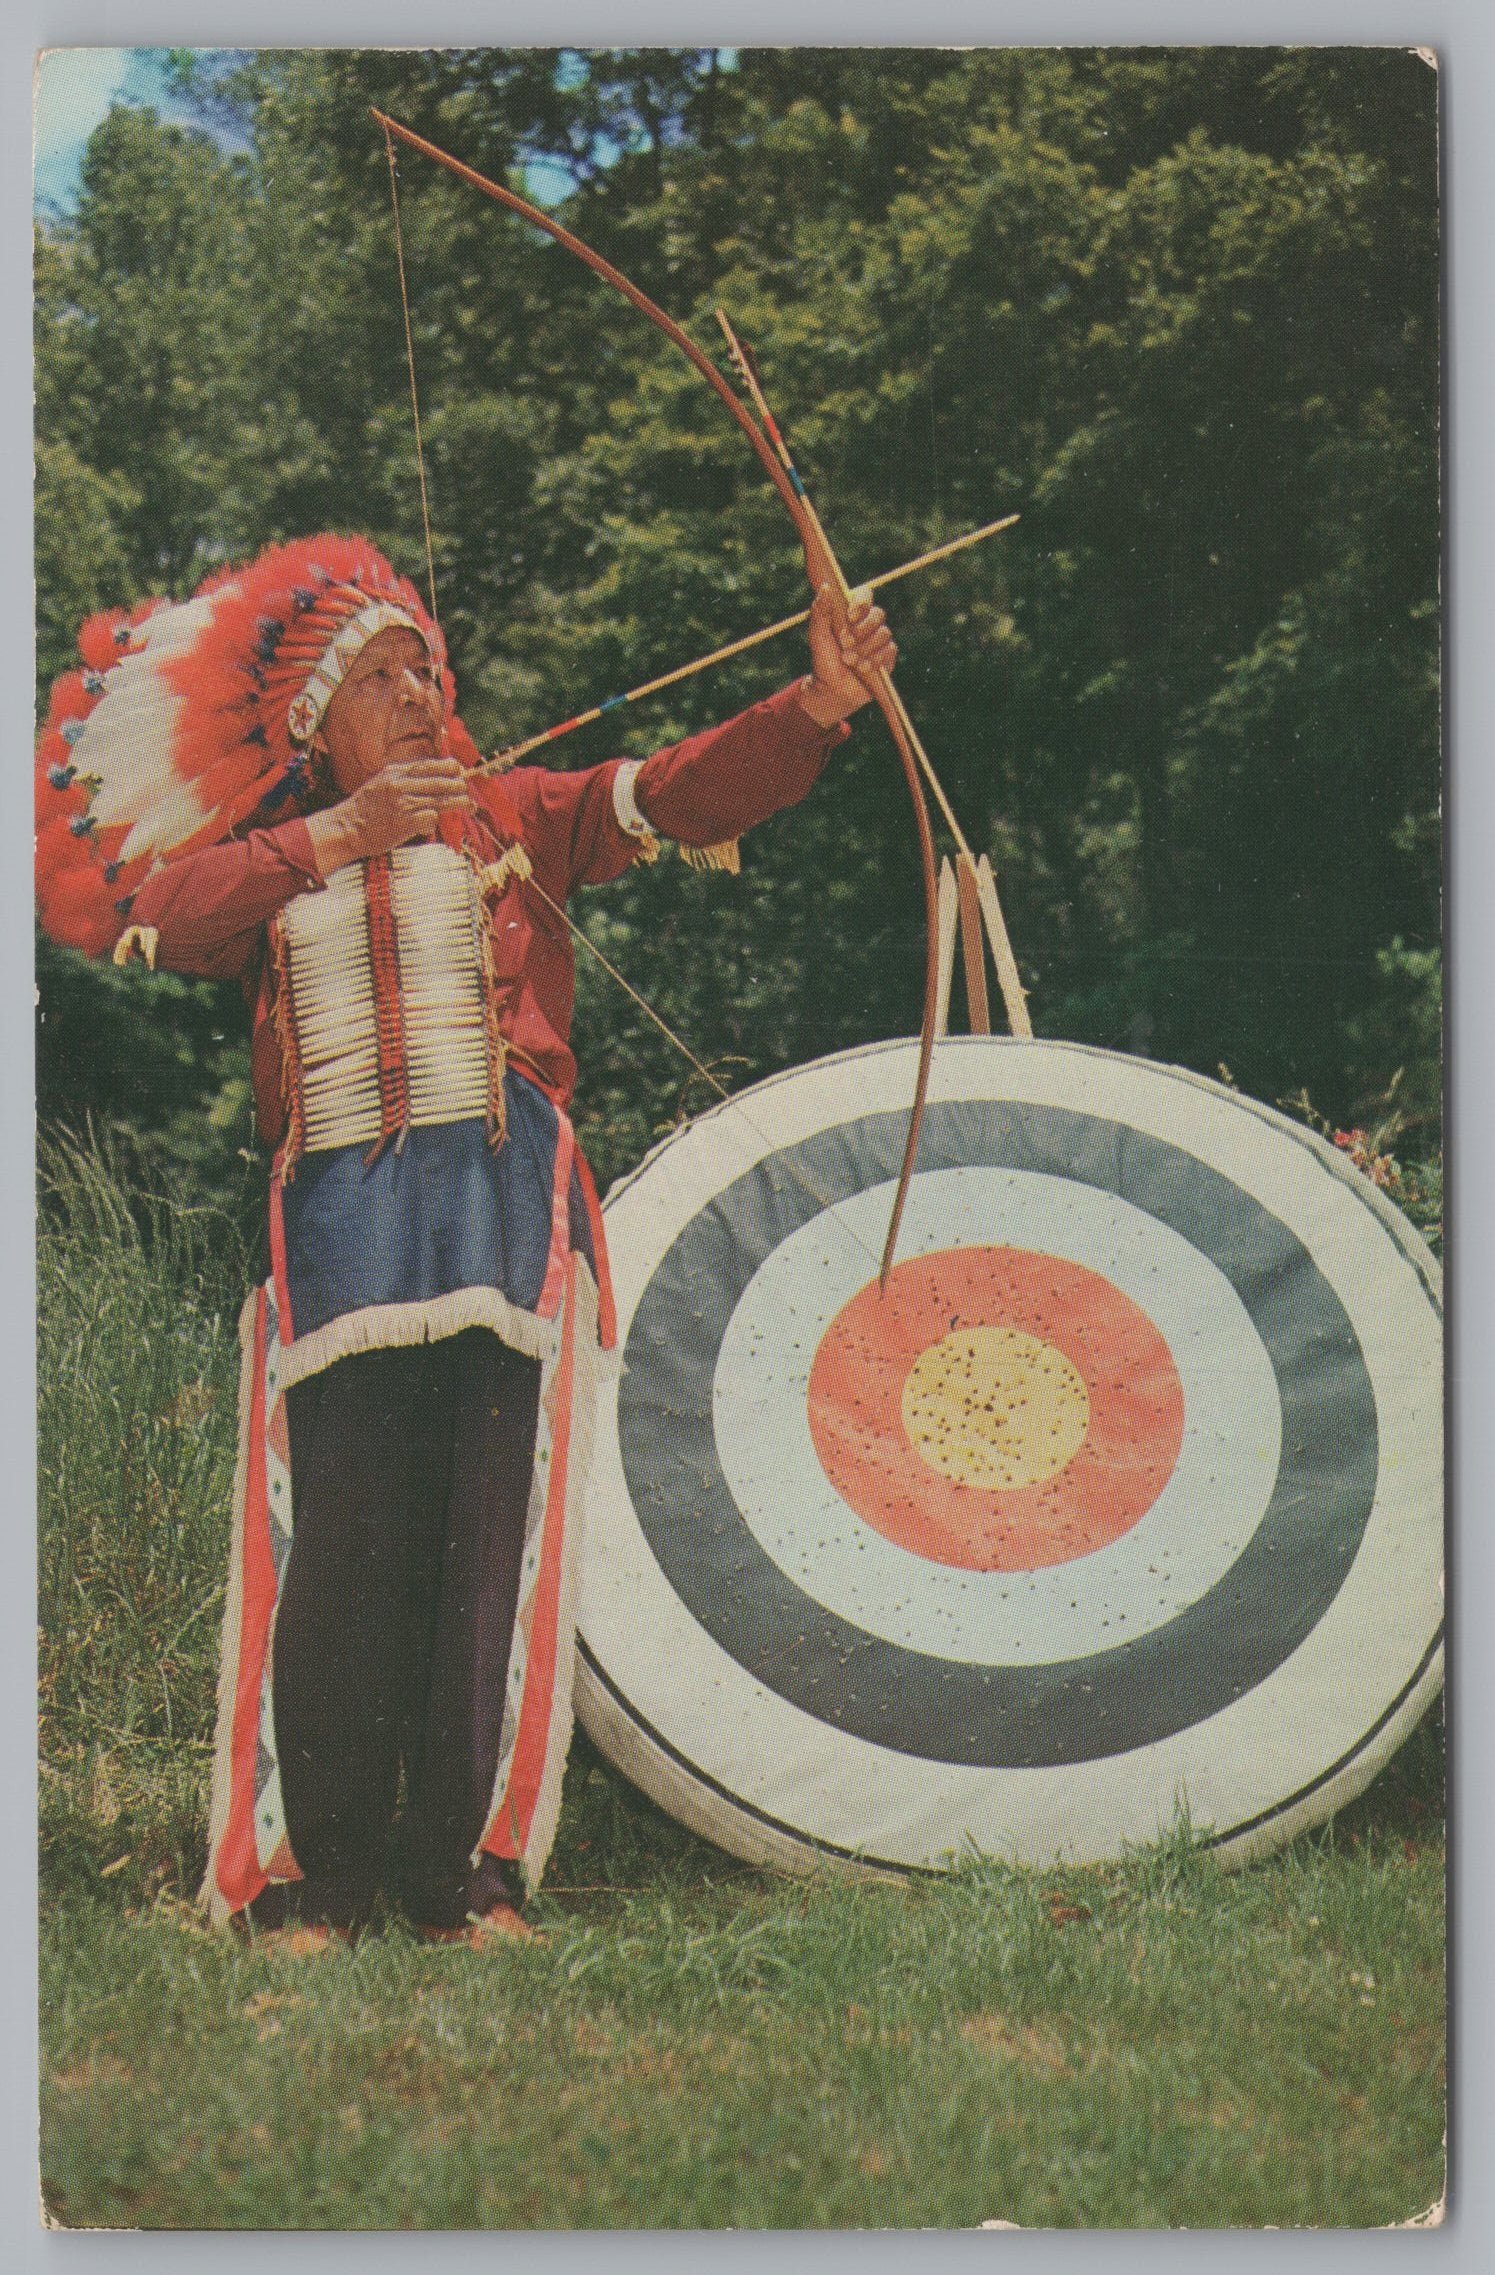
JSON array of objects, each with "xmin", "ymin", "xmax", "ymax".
[{"xmin": 280, "ymin": 1070, "xmax": 595, "ymax": 1342}]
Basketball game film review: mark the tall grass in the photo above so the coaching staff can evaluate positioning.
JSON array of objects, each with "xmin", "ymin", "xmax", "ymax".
[
  {"xmin": 38, "ymin": 1129, "xmax": 249, "ymax": 1896},
  {"xmin": 34, "ymin": 1128, "xmax": 757, "ymax": 1906}
]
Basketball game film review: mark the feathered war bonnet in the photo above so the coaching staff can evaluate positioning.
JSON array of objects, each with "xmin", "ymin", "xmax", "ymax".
[{"xmin": 36, "ymin": 534, "xmax": 486, "ymax": 957}]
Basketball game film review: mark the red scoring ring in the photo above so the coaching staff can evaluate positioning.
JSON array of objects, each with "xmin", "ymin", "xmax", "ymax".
[{"xmin": 806, "ymin": 1245, "xmax": 1185, "ymax": 1572}]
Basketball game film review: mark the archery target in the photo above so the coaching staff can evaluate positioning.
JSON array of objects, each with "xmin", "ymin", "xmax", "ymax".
[{"xmin": 574, "ymin": 1038, "xmax": 1443, "ymax": 1873}]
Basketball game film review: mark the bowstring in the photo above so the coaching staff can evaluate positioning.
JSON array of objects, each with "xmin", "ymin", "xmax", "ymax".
[
  {"xmin": 379, "ymin": 134, "xmax": 886, "ymax": 1276},
  {"xmin": 383, "ymin": 128, "xmax": 441, "ymax": 633}
]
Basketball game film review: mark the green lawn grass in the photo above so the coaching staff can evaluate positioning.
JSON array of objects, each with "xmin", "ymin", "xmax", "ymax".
[
  {"xmin": 40, "ymin": 1715, "xmax": 1446, "ymax": 2231},
  {"xmin": 37, "ymin": 1132, "xmax": 1447, "ymax": 2230}
]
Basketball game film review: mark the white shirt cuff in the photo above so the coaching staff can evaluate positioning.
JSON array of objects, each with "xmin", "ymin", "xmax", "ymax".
[{"xmin": 612, "ymin": 760, "xmax": 651, "ymax": 838}]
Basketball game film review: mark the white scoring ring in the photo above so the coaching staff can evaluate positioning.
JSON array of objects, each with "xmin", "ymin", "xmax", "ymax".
[{"xmin": 713, "ymin": 1165, "xmax": 1282, "ymax": 1664}]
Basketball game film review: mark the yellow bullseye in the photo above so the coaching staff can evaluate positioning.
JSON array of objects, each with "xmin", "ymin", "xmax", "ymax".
[{"xmin": 900, "ymin": 1327, "xmax": 1090, "ymax": 1492}]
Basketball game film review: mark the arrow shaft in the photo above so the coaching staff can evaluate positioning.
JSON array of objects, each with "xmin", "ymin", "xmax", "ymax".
[{"xmin": 483, "ymin": 511, "xmax": 1019, "ymax": 771}]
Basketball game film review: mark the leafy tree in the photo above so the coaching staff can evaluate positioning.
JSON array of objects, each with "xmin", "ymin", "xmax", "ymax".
[
  {"xmin": 37, "ymin": 105, "xmax": 254, "ymax": 593},
  {"xmin": 34, "ymin": 47, "xmax": 1441, "ymax": 1205}
]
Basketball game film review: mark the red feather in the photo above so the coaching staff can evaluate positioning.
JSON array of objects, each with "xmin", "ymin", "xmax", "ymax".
[
  {"xmin": 35, "ymin": 818, "xmax": 83, "ymax": 894},
  {"xmin": 44, "ymin": 671, "xmax": 92, "ymax": 733},
  {"xmin": 37, "ymin": 534, "xmax": 480, "ymax": 954},
  {"xmin": 77, "ymin": 610, "xmax": 129, "ymax": 674},
  {"xmin": 39, "ymin": 863, "xmax": 120, "ymax": 959}
]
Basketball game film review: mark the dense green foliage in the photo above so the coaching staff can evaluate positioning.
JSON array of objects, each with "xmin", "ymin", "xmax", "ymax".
[{"xmin": 35, "ymin": 47, "xmax": 1440, "ymax": 1200}]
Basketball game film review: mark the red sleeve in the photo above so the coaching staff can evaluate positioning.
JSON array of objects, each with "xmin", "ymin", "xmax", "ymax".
[
  {"xmin": 476, "ymin": 763, "xmax": 638, "ymax": 900},
  {"xmin": 127, "ymin": 818, "xmax": 324, "ymax": 979},
  {"xmin": 634, "ymin": 679, "xmax": 847, "ymax": 850},
  {"xmin": 496, "ymin": 680, "xmax": 849, "ymax": 900}
]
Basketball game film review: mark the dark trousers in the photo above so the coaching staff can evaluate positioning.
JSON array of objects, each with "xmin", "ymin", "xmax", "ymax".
[{"xmin": 253, "ymin": 1329, "xmax": 542, "ymax": 1933}]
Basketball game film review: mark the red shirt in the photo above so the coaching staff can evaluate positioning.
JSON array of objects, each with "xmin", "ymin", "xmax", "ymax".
[{"xmin": 130, "ymin": 679, "xmax": 848, "ymax": 1146}]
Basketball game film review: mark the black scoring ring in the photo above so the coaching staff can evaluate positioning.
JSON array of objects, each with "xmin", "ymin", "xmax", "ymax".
[{"xmin": 617, "ymin": 1099, "xmax": 1378, "ymax": 1768}]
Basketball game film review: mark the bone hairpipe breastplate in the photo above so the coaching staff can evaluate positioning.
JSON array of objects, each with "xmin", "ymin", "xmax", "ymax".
[{"xmin": 277, "ymin": 842, "xmax": 492, "ymax": 1155}]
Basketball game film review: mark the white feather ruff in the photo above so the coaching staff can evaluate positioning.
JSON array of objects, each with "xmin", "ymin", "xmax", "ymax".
[{"xmin": 73, "ymin": 590, "xmax": 232, "ymax": 850}]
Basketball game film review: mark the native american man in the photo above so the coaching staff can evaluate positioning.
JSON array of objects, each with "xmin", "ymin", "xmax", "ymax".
[{"xmin": 36, "ymin": 534, "xmax": 893, "ymax": 1943}]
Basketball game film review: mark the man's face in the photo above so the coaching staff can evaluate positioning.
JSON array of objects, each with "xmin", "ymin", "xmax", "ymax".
[{"xmin": 317, "ymin": 626, "xmax": 444, "ymax": 798}]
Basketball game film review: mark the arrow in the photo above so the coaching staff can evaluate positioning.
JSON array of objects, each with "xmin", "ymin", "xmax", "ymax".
[{"xmin": 481, "ymin": 511, "xmax": 1019, "ymax": 771}]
